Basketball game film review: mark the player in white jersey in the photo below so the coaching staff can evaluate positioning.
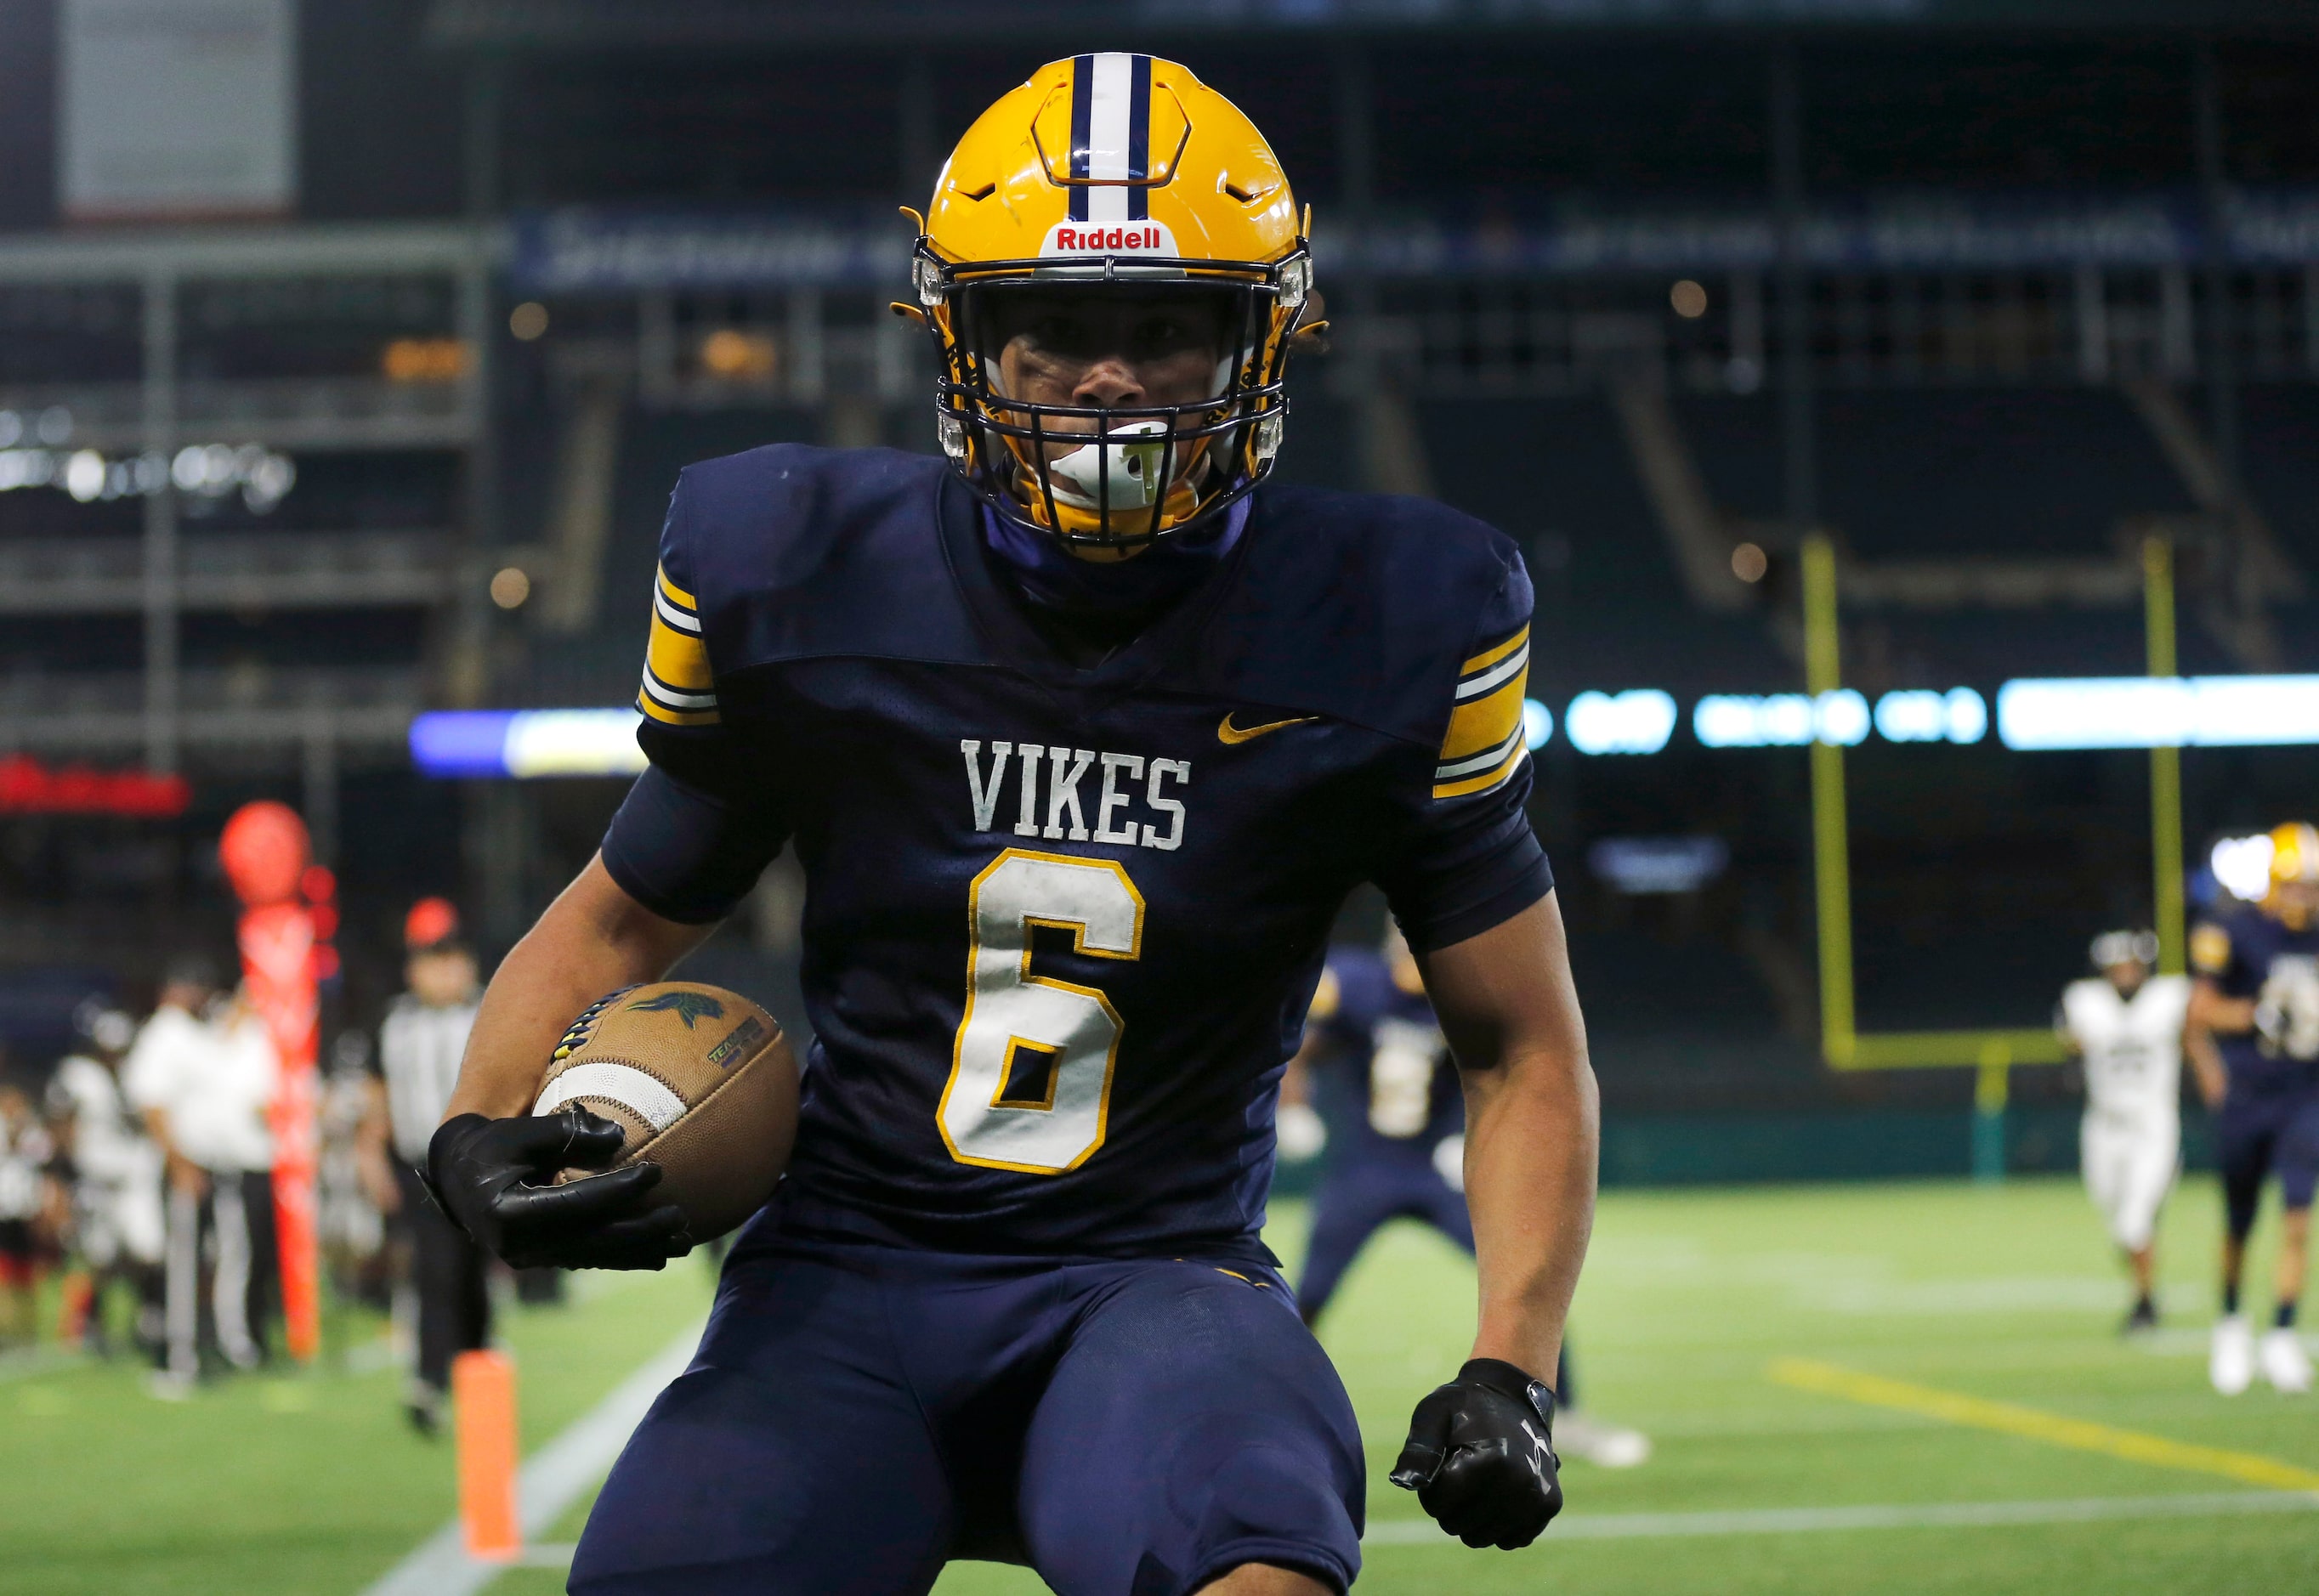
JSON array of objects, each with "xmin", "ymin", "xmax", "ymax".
[
  {"xmin": 48, "ymin": 1008, "xmax": 166, "ymax": 1357},
  {"xmin": 2058, "ymin": 930, "xmax": 2191, "ymax": 1333}
]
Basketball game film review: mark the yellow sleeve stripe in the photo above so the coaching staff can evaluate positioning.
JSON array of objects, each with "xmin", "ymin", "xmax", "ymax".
[
  {"xmin": 1434, "ymin": 622, "xmax": 1530, "ymax": 801},
  {"xmin": 646, "ymin": 611, "xmax": 712, "ymax": 689},
  {"xmin": 637, "ymin": 690, "xmax": 721, "ymax": 728},
  {"xmin": 639, "ymin": 659, "xmax": 717, "ymax": 708},
  {"xmin": 637, "ymin": 563, "xmax": 717, "ymax": 727},
  {"xmin": 1460, "ymin": 623, "xmax": 1529, "ymax": 679},
  {"xmin": 1433, "ymin": 742, "xmax": 1526, "ymax": 801},
  {"xmin": 1440, "ymin": 674, "xmax": 1525, "ymax": 761},
  {"xmin": 656, "ymin": 565, "xmax": 700, "ymax": 614}
]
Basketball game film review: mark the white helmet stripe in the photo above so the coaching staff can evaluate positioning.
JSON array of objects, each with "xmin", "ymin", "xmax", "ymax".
[{"xmin": 1083, "ymin": 53, "xmax": 1134, "ymax": 224}]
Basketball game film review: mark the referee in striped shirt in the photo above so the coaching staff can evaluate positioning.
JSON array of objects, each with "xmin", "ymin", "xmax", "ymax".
[{"xmin": 367, "ymin": 901, "xmax": 487, "ymax": 1434}]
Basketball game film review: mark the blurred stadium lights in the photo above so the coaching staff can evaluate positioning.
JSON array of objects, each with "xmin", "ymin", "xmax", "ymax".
[
  {"xmin": 1997, "ymin": 676, "xmax": 2319, "ymax": 750},
  {"xmin": 381, "ymin": 337, "xmax": 468, "ymax": 382},
  {"xmin": 1872, "ymin": 688, "xmax": 1988, "ymax": 745},
  {"xmin": 421, "ymin": 675, "xmax": 2319, "ymax": 779},
  {"xmin": 0, "ymin": 755, "xmax": 190, "ymax": 818},
  {"xmin": 1565, "ymin": 689, "xmax": 1678, "ymax": 756},
  {"xmin": 1587, "ymin": 836, "xmax": 1731, "ymax": 896},
  {"xmin": 698, "ymin": 327, "xmax": 780, "ymax": 382},
  {"xmin": 2209, "ymin": 833, "xmax": 2276, "ymax": 904},
  {"xmin": 0, "ymin": 408, "xmax": 76, "ymax": 449},
  {"xmin": 1693, "ymin": 688, "xmax": 1956, "ymax": 750},
  {"xmin": 1521, "ymin": 697, "xmax": 1552, "ymax": 751},
  {"xmin": 409, "ymin": 709, "xmax": 646, "ymax": 778},
  {"xmin": 0, "ymin": 440, "xmax": 294, "ymax": 511},
  {"xmin": 488, "ymin": 567, "xmax": 533, "ymax": 609}
]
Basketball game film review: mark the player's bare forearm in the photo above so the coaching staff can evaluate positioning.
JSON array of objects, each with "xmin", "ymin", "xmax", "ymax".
[
  {"xmin": 2183, "ymin": 1027, "xmax": 2229, "ymax": 1106},
  {"xmin": 444, "ymin": 853, "xmax": 715, "ymax": 1123},
  {"xmin": 2184, "ymin": 981, "xmax": 2243, "ymax": 1107},
  {"xmin": 1419, "ymin": 891, "xmax": 1599, "ymax": 1380},
  {"xmin": 2188, "ymin": 981, "xmax": 2255, "ymax": 1036}
]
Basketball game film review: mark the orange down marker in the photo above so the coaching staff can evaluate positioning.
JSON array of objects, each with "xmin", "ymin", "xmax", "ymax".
[{"xmin": 454, "ymin": 1350, "xmax": 522, "ymax": 1561}]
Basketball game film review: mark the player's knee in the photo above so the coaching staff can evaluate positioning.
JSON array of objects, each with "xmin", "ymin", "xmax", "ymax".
[
  {"xmin": 1174, "ymin": 1445, "xmax": 1362, "ymax": 1596},
  {"xmin": 1194, "ymin": 1563, "xmax": 1337, "ymax": 1595},
  {"xmin": 2226, "ymin": 1200, "xmax": 2262, "ymax": 1242},
  {"xmin": 2224, "ymin": 1168, "xmax": 2265, "ymax": 1239}
]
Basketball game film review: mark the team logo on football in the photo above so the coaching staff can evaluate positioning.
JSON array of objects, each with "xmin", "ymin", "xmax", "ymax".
[
  {"xmin": 627, "ymin": 990, "xmax": 726, "ymax": 1028},
  {"xmin": 706, "ymin": 1016, "xmax": 768, "ymax": 1068}
]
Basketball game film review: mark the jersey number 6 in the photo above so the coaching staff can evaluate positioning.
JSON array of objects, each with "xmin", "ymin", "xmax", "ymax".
[{"xmin": 940, "ymin": 849, "xmax": 1147, "ymax": 1174}]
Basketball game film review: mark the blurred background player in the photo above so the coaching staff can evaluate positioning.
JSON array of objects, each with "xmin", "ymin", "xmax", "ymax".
[
  {"xmin": 2186, "ymin": 822, "xmax": 2319, "ymax": 1395},
  {"xmin": 47, "ymin": 1008, "xmax": 166, "ymax": 1360},
  {"xmin": 0, "ymin": 1078, "xmax": 54, "ymax": 1350},
  {"xmin": 124, "ymin": 959, "xmax": 280, "ymax": 1391},
  {"xmin": 122, "ymin": 960, "xmax": 216, "ymax": 1391},
  {"xmin": 318, "ymin": 1029, "xmax": 389, "ymax": 1316},
  {"xmin": 366, "ymin": 899, "xmax": 489, "ymax": 1434},
  {"xmin": 2057, "ymin": 930, "xmax": 2188, "ymax": 1333},
  {"xmin": 1289, "ymin": 927, "xmax": 1647, "ymax": 1468},
  {"xmin": 210, "ymin": 985, "xmax": 286, "ymax": 1366}
]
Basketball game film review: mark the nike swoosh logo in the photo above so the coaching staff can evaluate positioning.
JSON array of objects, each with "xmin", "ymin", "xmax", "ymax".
[{"xmin": 1218, "ymin": 713, "xmax": 1318, "ymax": 745}]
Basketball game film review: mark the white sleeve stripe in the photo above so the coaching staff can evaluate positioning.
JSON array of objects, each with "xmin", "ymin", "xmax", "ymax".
[
  {"xmin": 640, "ymin": 671, "xmax": 718, "ymax": 711},
  {"xmin": 654, "ymin": 591, "xmax": 701, "ymax": 633},
  {"xmin": 1435, "ymin": 725, "xmax": 1527, "ymax": 782},
  {"xmin": 1455, "ymin": 641, "xmax": 1528, "ymax": 700},
  {"xmin": 1437, "ymin": 748, "xmax": 1526, "ymax": 799}
]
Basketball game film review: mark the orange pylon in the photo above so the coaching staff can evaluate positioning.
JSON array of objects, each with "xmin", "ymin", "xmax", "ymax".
[{"xmin": 454, "ymin": 1350, "xmax": 521, "ymax": 1561}]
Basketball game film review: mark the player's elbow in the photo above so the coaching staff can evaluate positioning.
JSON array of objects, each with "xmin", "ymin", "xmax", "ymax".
[
  {"xmin": 1465, "ymin": 1033, "xmax": 1598, "ymax": 1135},
  {"xmin": 524, "ymin": 853, "xmax": 710, "ymax": 981}
]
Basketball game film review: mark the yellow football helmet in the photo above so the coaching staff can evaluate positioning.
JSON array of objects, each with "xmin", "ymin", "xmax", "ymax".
[
  {"xmin": 2268, "ymin": 823, "xmax": 2319, "ymax": 925},
  {"xmin": 908, "ymin": 54, "xmax": 1311, "ymax": 549}
]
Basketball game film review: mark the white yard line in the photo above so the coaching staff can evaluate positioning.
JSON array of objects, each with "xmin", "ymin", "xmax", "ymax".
[
  {"xmin": 360, "ymin": 1329, "xmax": 2319, "ymax": 1584},
  {"xmin": 1364, "ymin": 1489, "xmax": 2319, "ymax": 1545},
  {"xmin": 357, "ymin": 1319, "xmax": 705, "ymax": 1596}
]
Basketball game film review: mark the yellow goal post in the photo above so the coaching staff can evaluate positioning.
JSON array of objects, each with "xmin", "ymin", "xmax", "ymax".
[{"xmin": 1803, "ymin": 534, "xmax": 2183, "ymax": 1180}]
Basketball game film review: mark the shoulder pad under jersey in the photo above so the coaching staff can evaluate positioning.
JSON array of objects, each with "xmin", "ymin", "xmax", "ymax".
[
  {"xmin": 1197, "ymin": 484, "xmax": 1532, "ymax": 752},
  {"xmin": 669, "ymin": 444, "xmax": 982, "ymax": 671}
]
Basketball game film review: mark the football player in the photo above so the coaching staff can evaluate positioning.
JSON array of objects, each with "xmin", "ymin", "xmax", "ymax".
[
  {"xmin": 1291, "ymin": 927, "xmax": 1647, "ymax": 1468},
  {"xmin": 2186, "ymin": 823, "xmax": 2319, "ymax": 1395},
  {"xmin": 430, "ymin": 55, "xmax": 1597, "ymax": 1594},
  {"xmin": 2057, "ymin": 930, "xmax": 2189, "ymax": 1333}
]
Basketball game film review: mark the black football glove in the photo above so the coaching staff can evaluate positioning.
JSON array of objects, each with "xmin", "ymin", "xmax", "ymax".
[
  {"xmin": 1389, "ymin": 1358, "xmax": 1563, "ymax": 1549},
  {"xmin": 423, "ymin": 1107, "xmax": 692, "ymax": 1271}
]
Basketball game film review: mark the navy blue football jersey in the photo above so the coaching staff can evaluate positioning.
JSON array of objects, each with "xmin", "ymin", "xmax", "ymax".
[
  {"xmin": 1304, "ymin": 947, "xmax": 1462, "ymax": 1174},
  {"xmin": 602, "ymin": 444, "xmax": 1551, "ymax": 1256},
  {"xmin": 2191, "ymin": 903, "xmax": 2319, "ymax": 1099}
]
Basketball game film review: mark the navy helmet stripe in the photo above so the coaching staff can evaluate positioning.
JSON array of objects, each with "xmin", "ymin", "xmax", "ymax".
[
  {"xmin": 1126, "ymin": 54, "xmax": 1152, "ymax": 220},
  {"xmin": 1069, "ymin": 54, "xmax": 1094, "ymax": 221}
]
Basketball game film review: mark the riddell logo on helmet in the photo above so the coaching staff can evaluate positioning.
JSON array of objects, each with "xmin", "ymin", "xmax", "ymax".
[{"xmin": 1040, "ymin": 220, "xmax": 1181, "ymax": 258}]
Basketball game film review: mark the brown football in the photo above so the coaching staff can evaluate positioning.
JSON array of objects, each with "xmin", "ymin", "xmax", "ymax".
[{"xmin": 530, "ymin": 981, "xmax": 798, "ymax": 1245}]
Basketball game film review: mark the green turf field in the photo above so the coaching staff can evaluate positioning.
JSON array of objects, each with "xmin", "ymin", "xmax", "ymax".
[{"xmin": 5, "ymin": 1176, "xmax": 2316, "ymax": 1595}]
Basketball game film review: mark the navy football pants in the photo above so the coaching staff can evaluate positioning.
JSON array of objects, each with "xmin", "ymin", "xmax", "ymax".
[
  {"xmin": 570, "ymin": 1220, "xmax": 1365, "ymax": 1596},
  {"xmin": 2217, "ymin": 1089, "xmax": 2319, "ymax": 1240},
  {"xmin": 1297, "ymin": 1161, "xmax": 1473, "ymax": 1327}
]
